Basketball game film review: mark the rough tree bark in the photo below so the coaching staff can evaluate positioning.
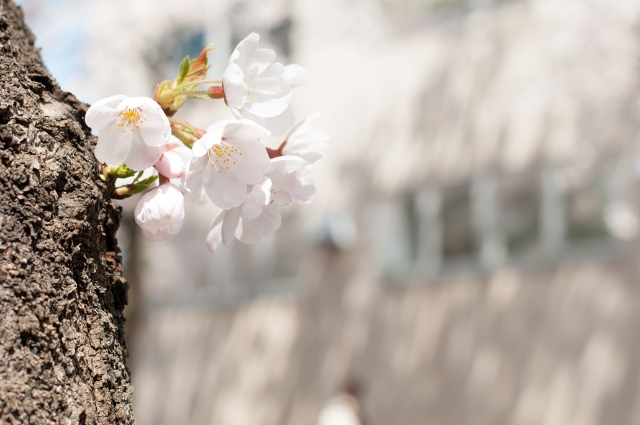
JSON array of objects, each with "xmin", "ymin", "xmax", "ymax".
[{"xmin": 0, "ymin": 1, "xmax": 134, "ymax": 424}]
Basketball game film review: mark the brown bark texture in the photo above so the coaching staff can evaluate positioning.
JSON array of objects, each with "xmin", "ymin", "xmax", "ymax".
[{"xmin": 0, "ymin": 1, "xmax": 134, "ymax": 424}]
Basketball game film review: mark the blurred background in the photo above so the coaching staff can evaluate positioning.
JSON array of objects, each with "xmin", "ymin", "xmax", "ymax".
[{"xmin": 16, "ymin": 0, "xmax": 640, "ymax": 424}]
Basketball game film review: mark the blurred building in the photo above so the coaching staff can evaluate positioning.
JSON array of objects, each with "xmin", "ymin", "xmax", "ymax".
[{"xmin": 18, "ymin": 0, "xmax": 640, "ymax": 424}]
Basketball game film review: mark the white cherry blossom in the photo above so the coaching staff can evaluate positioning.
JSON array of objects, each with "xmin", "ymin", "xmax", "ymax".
[
  {"xmin": 187, "ymin": 119, "xmax": 271, "ymax": 210},
  {"xmin": 267, "ymin": 156, "xmax": 316, "ymax": 206},
  {"xmin": 236, "ymin": 203, "xmax": 282, "ymax": 244},
  {"xmin": 85, "ymin": 95, "xmax": 170, "ymax": 170},
  {"xmin": 205, "ymin": 156, "xmax": 315, "ymax": 251},
  {"xmin": 282, "ymin": 113, "xmax": 329, "ymax": 165},
  {"xmin": 222, "ymin": 33, "xmax": 307, "ymax": 136},
  {"xmin": 134, "ymin": 183, "xmax": 185, "ymax": 242},
  {"xmin": 206, "ymin": 202, "xmax": 282, "ymax": 252}
]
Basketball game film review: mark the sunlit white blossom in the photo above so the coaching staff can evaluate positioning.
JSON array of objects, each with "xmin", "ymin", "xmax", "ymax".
[
  {"xmin": 134, "ymin": 183, "xmax": 185, "ymax": 242},
  {"xmin": 204, "ymin": 177, "xmax": 272, "ymax": 252},
  {"xmin": 267, "ymin": 156, "xmax": 316, "ymax": 206},
  {"xmin": 187, "ymin": 119, "xmax": 271, "ymax": 210},
  {"xmin": 222, "ymin": 33, "xmax": 307, "ymax": 136},
  {"xmin": 206, "ymin": 202, "xmax": 282, "ymax": 252},
  {"xmin": 236, "ymin": 203, "xmax": 282, "ymax": 244},
  {"xmin": 282, "ymin": 113, "xmax": 329, "ymax": 165},
  {"xmin": 85, "ymin": 95, "xmax": 170, "ymax": 170}
]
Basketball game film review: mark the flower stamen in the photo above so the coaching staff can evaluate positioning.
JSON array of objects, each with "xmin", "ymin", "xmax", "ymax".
[
  {"xmin": 207, "ymin": 143, "xmax": 243, "ymax": 173},
  {"xmin": 117, "ymin": 108, "xmax": 147, "ymax": 133}
]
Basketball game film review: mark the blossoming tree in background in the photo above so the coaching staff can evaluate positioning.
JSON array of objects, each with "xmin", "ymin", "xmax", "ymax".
[{"xmin": 85, "ymin": 33, "xmax": 329, "ymax": 249}]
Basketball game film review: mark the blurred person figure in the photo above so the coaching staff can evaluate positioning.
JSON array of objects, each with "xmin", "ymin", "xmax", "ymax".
[{"xmin": 317, "ymin": 381, "xmax": 367, "ymax": 425}]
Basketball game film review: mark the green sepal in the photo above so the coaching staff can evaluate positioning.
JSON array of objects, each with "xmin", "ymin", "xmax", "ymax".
[
  {"xmin": 177, "ymin": 56, "xmax": 191, "ymax": 85},
  {"xmin": 136, "ymin": 174, "xmax": 159, "ymax": 186}
]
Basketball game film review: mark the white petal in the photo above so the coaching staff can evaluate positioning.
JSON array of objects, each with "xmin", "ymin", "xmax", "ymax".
[
  {"xmin": 245, "ymin": 79, "xmax": 291, "ymax": 117},
  {"xmin": 94, "ymin": 121, "xmax": 132, "ymax": 166},
  {"xmin": 124, "ymin": 132, "xmax": 163, "ymax": 171},
  {"xmin": 259, "ymin": 62, "xmax": 285, "ymax": 79},
  {"xmin": 120, "ymin": 97, "xmax": 145, "ymax": 110},
  {"xmin": 283, "ymin": 64, "xmax": 308, "ymax": 87},
  {"xmin": 139, "ymin": 98, "xmax": 170, "ymax": 146},
  {"xmin": 243, "ymin": 203, "xmax": 281, "ymax": 237},
  {"xmin": 250, "ymin": 177, "xmax": 272, "ymax": 205},
  {"xmin": 268, "ymin": 156, "xmax": 316, "ymax": 206},
  {"xmin": 235, "ymin": 221, "xmax": 262, "ymax": 244},
  {"xmin": 268, "ymin": 155, "xmax": 306, "ymax": 175},
  {"xmin": 85, "ymin": 95, "xmax": 126, "ymax": 129},
  {"xmin": 228, "ymin": 32, "xmax": 259, "ymax": 70},
  {"xmin": 241, "ymin": 106, "xmax": 295, "ymax": 137},
  {"xmin": 192, "ymin": 127, "xmax": 224, "ymax": 158},
  {"xmin": 221, "ymin": 208, "xmax": 240, "ymax": 247},
  {"xmin": 206, "ymin": 211, "xmax": 226, "ymax": 253},
  {"xmin": 185, "ymin": 157, "xmax": 206, "ymax": 202},
  {"xmin": 290, "ymin": 168, "xmax": 316, "ymax": 206},
  {"xmin": 239, "ymin": 200, "xmax": 263, "ymax": 221},
  {"xmin": 239, "ymin": 179, "xmax": 271, "ymax": 220},
  {"xmin": 222, "ymin": 63, "xmax": 248, "ymax": 109},
  {"xmin": 283, "ymin": 113, "xmax": 329, "ymax": 164},
  {"xmin": 204, "ymin": 170, "xmax": 248, "ymax": 209},
  {"xmin": 223, "ymin": 137, "xmax": 271, "ymax": 184},
  {"xmin": 255, "ymin": 48, "xmax": 276, "ymax": 73},
  {"xmin": 223, "ymin": 119, "xmax": 270, "ymax": 140}
]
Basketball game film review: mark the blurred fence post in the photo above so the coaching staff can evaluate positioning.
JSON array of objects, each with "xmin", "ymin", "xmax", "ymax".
[
  {"xmin": 415, "ymin": 186, "xmax": 442, "ymax": 277},
  {"xmin": 472, "ymin": 173, "xmax": 506, "ymax": 267},
  {"xmin": 541, "ymin": 167, "xmax": 566, "ymax": 254}
]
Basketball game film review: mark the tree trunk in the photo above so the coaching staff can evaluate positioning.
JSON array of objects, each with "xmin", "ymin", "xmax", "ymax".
[{"xmin": 0, "ymin": 1, "xmax": 134, "ymax": 424}]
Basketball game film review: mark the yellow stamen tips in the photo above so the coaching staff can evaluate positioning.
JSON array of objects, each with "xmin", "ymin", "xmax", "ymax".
[
  {"xmin": 270, "ymin": 200, "xmax": 274, "ymax": 204},
  {"xmin": 253, "ymin": 86, "xmax": 256, "ymax": 88},
  {"xmin": 206, "ymin": 143, "xmax": 241, "ymax": 172},
  {"xmin": 166, "ymin": 215, "xmax": 171, "ymax": 219},
  {"xmin": 117, "ymin": 107, "xmax": 147, "ymax": 133},
  {"xmin": 247, "ymin": 92, "xmax": 251, "ymax": 95}
]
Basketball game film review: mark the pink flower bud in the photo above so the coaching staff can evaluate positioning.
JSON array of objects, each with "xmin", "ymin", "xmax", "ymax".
[
  {"xmin": 154, "ymin": 150, "xmax": 185, "ymax": 179},
  {"xmin": 134, "ymin": 184, "xmax": 185, "ymax": 242}
]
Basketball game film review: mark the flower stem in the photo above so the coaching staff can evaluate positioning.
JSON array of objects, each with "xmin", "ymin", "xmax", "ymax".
[
  {"xmin": 168, "ymin": 118, "xmax": 199, "ymax": 134},
  {"xmin": 174, "ymin": 89, "xmax": 210, "ymax": 96},
  {"xmin": 174, "ymin": 79, "xmax": 222, "ymax": 90}
]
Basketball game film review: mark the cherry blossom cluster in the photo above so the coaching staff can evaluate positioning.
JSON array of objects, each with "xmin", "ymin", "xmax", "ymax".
[{"xmin": 85, "ymin": 33, "xmax": 328, "ymax": 252}]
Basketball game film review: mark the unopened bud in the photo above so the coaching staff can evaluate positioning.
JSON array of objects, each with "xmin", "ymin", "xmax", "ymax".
[
  {"xmin": 111, "ymin": 174, "xmax": 159, "ymax": 199},
  {"xmin": 102, "ymin": 163, "xmax": 136, "ymax": 180},
  {"xmin": 154, "ymin": 150, "xmax": 186, "ymax": 179},
  {"xmin": 112, "ymin": 184, "xmax": 150, "ymax": 199},
  {"xmin": 207, "ymin": 85, "xmax": 225, "ymax": 99},
  {"xmin": 153, "ymin": 80, "xmax": 175, "ymax": 110},
  {"xmin": 182, "ymin": 46, "xmax": 213, "ymax": 86},
  {"xmin": 171, "ymin": 123, "xmax": 205, "ymax": 148}
]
